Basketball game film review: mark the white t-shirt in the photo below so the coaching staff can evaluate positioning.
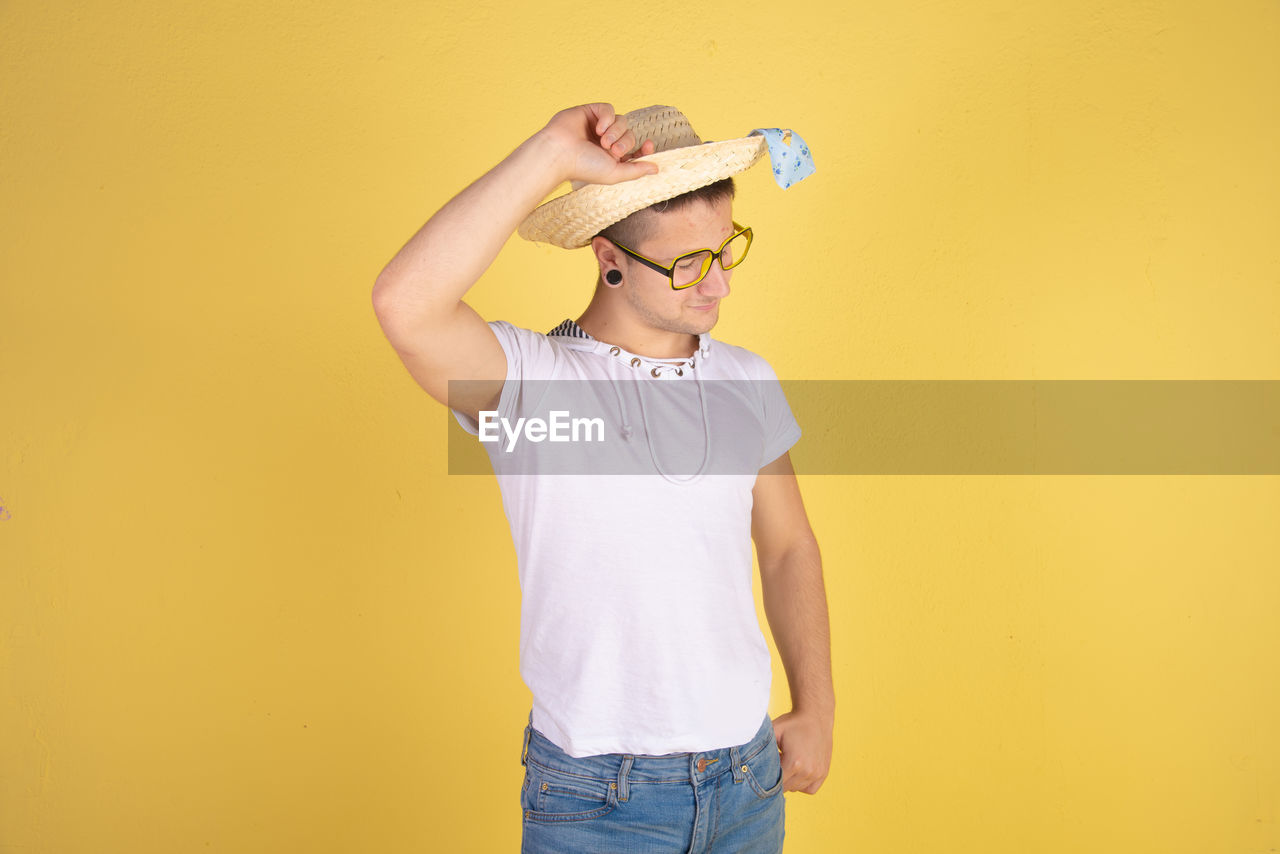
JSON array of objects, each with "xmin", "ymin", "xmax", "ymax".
[{"xmin": 452, "ymin": 320, "xmax": 801, "ymax": 757}]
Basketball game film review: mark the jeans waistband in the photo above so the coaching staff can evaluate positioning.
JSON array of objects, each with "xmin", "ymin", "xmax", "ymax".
[{"xmin": 520, "ymin": 713, "xmax": 776, "ymax": 787}]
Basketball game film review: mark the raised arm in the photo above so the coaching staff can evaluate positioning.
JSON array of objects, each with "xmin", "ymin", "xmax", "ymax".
[{"xmin": 371, "ymin": 104, "xmax": 658, "ymax": 420}]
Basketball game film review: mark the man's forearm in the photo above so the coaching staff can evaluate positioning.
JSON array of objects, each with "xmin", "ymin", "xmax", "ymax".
[
  {"xmin": 760, "ymin": 537, "xmax": 834, "ymax": 720},
  {"xmin": 373, "ymin": 129, "xmax": 567, "ymax": 316}
]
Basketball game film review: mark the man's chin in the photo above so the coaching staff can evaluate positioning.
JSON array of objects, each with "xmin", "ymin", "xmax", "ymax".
[{"xmin": 686, "ymin": 306, "xmax": 720, "ymax": 332}]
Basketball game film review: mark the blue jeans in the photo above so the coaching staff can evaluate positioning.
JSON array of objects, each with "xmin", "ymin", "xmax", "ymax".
[{"xmin": 519, "ymin": 713, "xmax": 786, "ymax": 853}]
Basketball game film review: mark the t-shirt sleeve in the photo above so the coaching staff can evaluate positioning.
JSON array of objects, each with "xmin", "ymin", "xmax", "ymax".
[
  {"xmin": 753, "ymin": 356, "xmax": 802, "ymax": 468},
  {"xmin": 450, "ymin": 320, "xmax": 559, "ymax": 436}
]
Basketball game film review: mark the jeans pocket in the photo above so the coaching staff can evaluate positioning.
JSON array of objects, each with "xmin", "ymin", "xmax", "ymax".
[
  {"xmin": 524, "ymin": 763, "xmax": 618, "ymax": 823},
  {"xmin": 742, "ymin": 736, "xmax": 784, "ymax": 799}
]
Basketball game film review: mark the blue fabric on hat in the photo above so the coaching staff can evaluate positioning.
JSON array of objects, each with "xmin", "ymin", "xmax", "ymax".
[{"xmin": 748, "ymin": 128, "xmax": 815, "ymax": 189}]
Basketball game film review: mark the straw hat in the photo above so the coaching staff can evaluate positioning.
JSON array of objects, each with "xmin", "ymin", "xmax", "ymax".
[{"xmin": 516, "ymin": 105, "xmax": 769, "ymax": 250}]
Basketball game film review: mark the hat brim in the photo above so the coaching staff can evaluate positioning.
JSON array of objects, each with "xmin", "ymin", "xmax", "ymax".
[{"xmin": 517, "ymin": 135, "xmax": 768, "ymax": 250}]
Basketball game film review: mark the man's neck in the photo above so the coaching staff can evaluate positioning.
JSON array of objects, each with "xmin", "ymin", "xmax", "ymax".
[{"xmin": 575, "ymin": 304, "xmax": 700, "ymax": 361}]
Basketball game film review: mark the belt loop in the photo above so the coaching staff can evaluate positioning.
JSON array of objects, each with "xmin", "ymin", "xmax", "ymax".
[
  {"xmin": 730, "ymin": 744, "xmax": 744, "ymax": 782},
  {"xmin": 520, "ymin": 711, "xmax": 533, "ymax": 767},
  {"xmin": 617, "ymin": 755, "xmax": 633, "ymax": 802}
]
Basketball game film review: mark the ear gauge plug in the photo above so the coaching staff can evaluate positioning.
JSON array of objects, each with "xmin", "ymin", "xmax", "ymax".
[{"xmin": 605, "ymin": 269, "xmax": 623, "ymax": 286}]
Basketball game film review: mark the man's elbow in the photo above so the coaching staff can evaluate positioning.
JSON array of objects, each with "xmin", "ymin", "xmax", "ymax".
[
  {"xmin": 758, "ymin": 530, "xmax": 822, "ymax": 579},
  {"xmin": 371, "ymin": 281, "xmax": 445, "ymax": 352}
]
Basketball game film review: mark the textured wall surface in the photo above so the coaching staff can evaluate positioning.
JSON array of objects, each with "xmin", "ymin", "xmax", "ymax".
[{"xmin": 2, "ymin": 1, "xmax": 1278, "ymax": 852}]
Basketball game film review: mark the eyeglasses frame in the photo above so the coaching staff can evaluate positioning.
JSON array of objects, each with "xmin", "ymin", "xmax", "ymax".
[{"xmin": 605, "ymin": 221, "xmax": 753, "ymax": 290}]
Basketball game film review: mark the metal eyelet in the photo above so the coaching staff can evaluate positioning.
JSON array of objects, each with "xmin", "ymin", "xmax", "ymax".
[
  {"xmin": 630, "ymin": 357, "xmax": 641, "ymax": 368},
  {"xmin": 676, "ymin": 368, "xmax": 684, "ymax": 376},
  {"xmin": 650, "ymin": 367, "xmax": 661, "ymax": 377},
  {"xmin": 609, "ymin": 346, "xmax": 620, "ymax": 356}
]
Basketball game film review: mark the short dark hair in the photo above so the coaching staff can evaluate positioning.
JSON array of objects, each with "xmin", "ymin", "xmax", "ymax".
[{"xmin": 597, "ymin": 177, "xmax": 736, "ymax": 253}]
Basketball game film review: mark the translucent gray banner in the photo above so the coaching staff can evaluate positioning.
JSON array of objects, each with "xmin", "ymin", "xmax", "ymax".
[{"xmin": 447, "ymin": 381, "xmax": 1280, "ymax": 475}]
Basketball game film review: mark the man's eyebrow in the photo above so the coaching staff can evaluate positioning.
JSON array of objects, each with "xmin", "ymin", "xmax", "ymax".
[{"xmin": 651, "ymin": 227, "xmax": 735, "ymax": 262}]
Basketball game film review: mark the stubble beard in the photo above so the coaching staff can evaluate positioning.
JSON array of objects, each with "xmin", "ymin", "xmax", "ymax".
[{"xmin": 624, "ymin": 283, "xmax": 718, "ymax": 338}]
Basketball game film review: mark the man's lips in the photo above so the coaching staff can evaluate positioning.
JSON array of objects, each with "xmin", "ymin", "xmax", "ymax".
[{"xmin": 689, "ymin": 301, "xmax": 719, "ymax": 311}]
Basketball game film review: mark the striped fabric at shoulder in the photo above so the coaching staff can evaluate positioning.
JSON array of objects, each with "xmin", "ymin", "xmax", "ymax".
[{"xmin": 547, "ymin": 318, "xmax": 593, "ymax": 340}]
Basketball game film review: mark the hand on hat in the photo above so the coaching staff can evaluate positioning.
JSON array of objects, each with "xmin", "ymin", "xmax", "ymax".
[{"xmin": 540, "ymin": 103, "xmax": 659, "ymax": 188}]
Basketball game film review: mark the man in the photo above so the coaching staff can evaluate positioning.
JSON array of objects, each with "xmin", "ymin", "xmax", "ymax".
[{"xmin": 372, "ymin": 103, "xmax": 832, "ymax": 852}]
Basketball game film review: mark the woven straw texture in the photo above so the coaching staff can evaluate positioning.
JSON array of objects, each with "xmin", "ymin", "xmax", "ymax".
[{"xmin": 517, "ymin": 105, "xmax": 767, "ymax": 250}]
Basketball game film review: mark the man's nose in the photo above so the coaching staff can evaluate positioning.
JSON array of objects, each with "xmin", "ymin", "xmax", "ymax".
[{"xmin": 697, "ymin": 262, "xmax": 731, "ymax": 298}]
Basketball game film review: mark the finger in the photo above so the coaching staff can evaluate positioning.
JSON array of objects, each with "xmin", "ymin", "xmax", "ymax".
[
  {"xmin": 620, "ymin": 136, "xmax": 656, "ymax": 162},
  {"xmin": 782, "ymin": 768, "xmax": 799, "ymax": 791},
  {"xmin": 790, "ymin": 772, "xmax": 819, "ymax": 794},
  {"xmin": 609, "ymin": 128, "xmax": 636, "ymax": 157},
  {"xmin": 589, "ymin": 103, "xmax": 617, "ymax": 137},
  {"xmin": 612, "ymin": 158, "xmax": 659, "ymax": 181},
  {"xmin": 626, "ymin": 138, "xmax": 655, "ymax": 159},
  {"xmin": 801, "ymin": 771, "xmax": 828, "ymax": 794},
  {"xmin": 784, "ymin": 758, "xmax": 823, "ymax": 792},
  {"xmin": 600, "ymin": 120, "xmax": 631, "ymax": 154},
  {"xmin": 782, "ymin": 759, "xmax": 804, "ymax": 791}
]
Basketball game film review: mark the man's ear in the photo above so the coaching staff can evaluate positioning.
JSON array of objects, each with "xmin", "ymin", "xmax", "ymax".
[
  {"xmin": 591, "ymin": 235, "xmax": 628, "ymax": 288},
  {"xmin": 590, "ymin": 235, "xmax": 621, "ymax": 269}
]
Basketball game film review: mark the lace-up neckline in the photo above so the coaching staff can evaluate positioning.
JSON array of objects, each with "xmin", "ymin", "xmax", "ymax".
[{"xmin": 547, "ymin": 319, "xmax": 711, "ymax": 380}]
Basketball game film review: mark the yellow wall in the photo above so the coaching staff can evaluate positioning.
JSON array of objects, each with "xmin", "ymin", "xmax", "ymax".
[{"xmin": 3, "ymin": 1, "xmax": 1277, "ymax": 851}]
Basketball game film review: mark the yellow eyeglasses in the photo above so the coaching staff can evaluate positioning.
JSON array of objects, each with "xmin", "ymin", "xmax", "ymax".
[{"xmin": 608, "ymin": 222, "xmax": 753, "ymax": 290}]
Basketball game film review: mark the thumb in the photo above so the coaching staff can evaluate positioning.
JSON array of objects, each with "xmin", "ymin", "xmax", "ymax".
[{"xmin": 614, "ymin": 159, "xmax": 659, "ymax": 181}]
